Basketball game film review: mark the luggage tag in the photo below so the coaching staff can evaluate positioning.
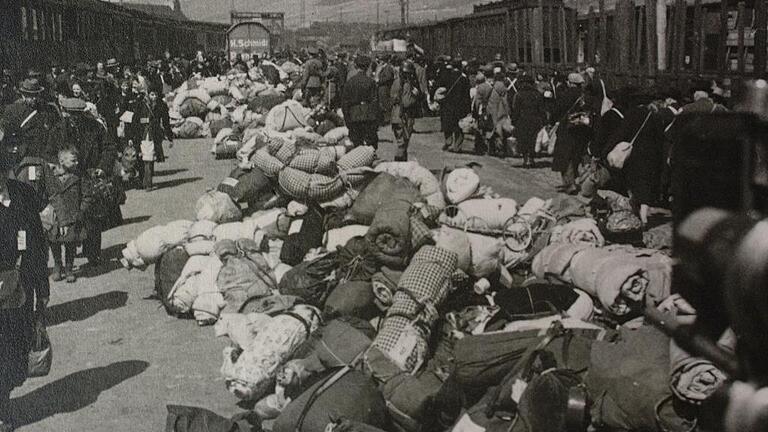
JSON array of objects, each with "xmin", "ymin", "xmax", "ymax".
[
  {"xmin": 389, "ymin": 325, "xmax": 420, "ymax": 370},
  {"xmin": 17, "ymin": 231, "xmax": 27, "ymax": 251},
  {"xmin": 28, "ymin": 166, "xmax": 37, "ymax": 181},
  {"xmin": 288, "ymin": 220, "xmax": 303, "ymax": 235},
  {"xmin": 140, "ymin": 117, "xmax": 149, "ymax": 124}
]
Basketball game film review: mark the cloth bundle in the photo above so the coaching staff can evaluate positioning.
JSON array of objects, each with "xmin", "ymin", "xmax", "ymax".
[
  {"xmin": 121, "ymin": 220, "xmax": 192, "ymax": 267},
  {"xmin": 248, "ymin": 94, "xmax": 287, "ymax": 113},
  {"xmin": 218, "ymin": 305, "xmax": 321, "ymax": 401},
  {"xmin": 444, "ymin": 167, "xmax": 480, "ymax": 204},
  {"xmin": 215, "ymin": 239, "xmax": 277, "ymax": 313},
  {"xmin": 532, "ymin": 243, "xmax": 672, "ymax": 316},
  {"xmin": 439, "ymin": 198, "xmax": 518, "ymax": 232},
  {"xmin": 374, "ymin": 162, "xmax": 446, "ymax": 209},
  {"xmin": 323, "ymin": 126, "xmax": 349, "ymax": 144},
  {"xmin": 167, "ymin": 255, "xmax": 224, "ymax": 323},
  {"xmin": 278, "ymin": 253, "xmax": 338, "ymax": 307},
  {"xmin": 174, "ymin": 89, "xmax": 211, "ymax": 118},
  {"xmin": 368, "ymin": 246, "xmax": 458, "ymax": 375},
  {"xmin": 154, "ymin": 247, "xmax": 191, "ymax": 316},
  {"xmin": 264, "ymin": 100, "xmax": 308, "ymax": 132},
  {"xmin": 550, "ymin": 218, "xmax": 605, "ymax": 247},
  {"xmin": 173, "ymin": 117, "xmax": 208, "ymax": 139},
  {"xmin": 195, "ymin": 191, "xmax": 242, "ymax": 224},
  {"xmin": 670, "ymin": 329, "xmax": 735, "ymax": 404},
  {"xmin": 366, "ymin": 201, "xmax": 436, "ymax": 270},
  {"xmin": 350, "ymin": 173, "xmax": 425, "ymax": 224},
  {"xmin": 185, "ymin": 220, "xmax": 217, "ymax": 256},
  {"xmin": 210, "ymin": 118, "xmax": 233, "ymax": 139},
  {"xmin": 217, "ymin": 167, "xmax": 273, "ymax": 206}
]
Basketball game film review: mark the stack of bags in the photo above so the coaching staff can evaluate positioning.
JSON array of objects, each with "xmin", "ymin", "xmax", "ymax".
[
  {"xmin": 131, "ymin": 159, "xmax": 704, "ymax": 432},
  {"xmin": 165, "ymin": 69, "xmax": 351, "ymax": 161}
]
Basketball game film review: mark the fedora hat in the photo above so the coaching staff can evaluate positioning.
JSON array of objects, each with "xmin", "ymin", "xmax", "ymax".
[
  {"xmin": 106, "ymin": 58, "xmax": 120, "ymax": 69},
  {"xmin": 19, "ymin": 78, "xmax": 45, "ymax": 94}
]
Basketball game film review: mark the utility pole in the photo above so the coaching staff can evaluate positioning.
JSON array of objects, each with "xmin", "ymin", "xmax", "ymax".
[{"xmin": 300, "ymin": 0, "xmax": 305, "ymax": 28}]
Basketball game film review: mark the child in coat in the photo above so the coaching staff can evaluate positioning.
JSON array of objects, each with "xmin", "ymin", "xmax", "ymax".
[{"xmin": 44, "ymin": 148, "xmax": 93, "ymax": 283}]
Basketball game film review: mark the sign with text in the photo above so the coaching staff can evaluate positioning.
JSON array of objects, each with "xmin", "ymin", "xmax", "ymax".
[{"xmin": 228, "ymin": 22, "xmax": 271, "ymax": 61}]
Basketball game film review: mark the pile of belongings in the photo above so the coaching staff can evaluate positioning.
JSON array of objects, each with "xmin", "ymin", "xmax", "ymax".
[
  {"xmin": 164, "ymin": 70, "xmax": 351, "ymax": 161},
  {"xmin": 132, "ymin": 158, "xmax": 706, "ymax": 432}
]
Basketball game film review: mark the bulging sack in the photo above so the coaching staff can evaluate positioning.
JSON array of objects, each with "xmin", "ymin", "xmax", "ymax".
[
  {"xmin": 195, "ymin": 191, "xmax": 242, "ymax": 224},
  {"xmin": 265, "ymin": 100, "xmax": 308, "ymax": 132}
]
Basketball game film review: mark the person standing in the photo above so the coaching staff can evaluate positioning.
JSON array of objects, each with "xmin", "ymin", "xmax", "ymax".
[
  {"xmin": 510, "ymin": 75, "xmax": 546, "ymax": 168},
  {"xmin": 472, "ymin": 71, "xmax": 493, "ymax": 155},
  {"xmin": 0, "ymin": 79, "xmax": 61, "ymax": 170},
  {"xmin": 301, "ymin": 47, "xmax": 325, "ymax": 105},
  {"xmin": 146, "ymin": 87, "xmax": 173, "ymax": 164},
  {"xmin": 0, "ymin": 149, "xmax": 50, "ymax": 431},
  {"xmin": 57, "ymin": 97, "xmax": 117, "ymax": 266},
  {"xmin": 377, "ymin": 54, "xmax": 396, "ymax": 127},
  {"xmin": 390, "ymin": 61, "xmax": 422, "ymax": 161},
  {"xmin": 487, "ymin": 68, "xmax": 512, "ymax": 157},
  {"xmin": 437, "ymin": 59, "xmax": 471, "ymax": 153},
  {"xmin": 551, "ymin": 72, "xmax": 591, "ymax": 194},
  {"xmin": 341, "ymin": 56, "xmax": 380, "ymax": 149}
]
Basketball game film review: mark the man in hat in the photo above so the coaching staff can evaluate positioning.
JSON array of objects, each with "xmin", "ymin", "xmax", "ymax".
[
  {"xmin": 59, "ymin": 95, "xmax": 118, "ymax": 266},
  {"xmin": 301, "ymin": 47, "xmax": 325, "ymax": 106},
  {"xmin": 436, "ymin": 58, "xmax": 471, "ymax": 152},
  {"xmin": 0, "ymin": 78, "xmax": 61, "ymax": 170},
  {"xmin": 341, "ymin": 55, "xmax": 379, "ymax": 148},
  {"xmin": 377, "ymin": 54, "xmax": 396, "ymax": 126},
  {"xmin": 550, "ymin": 72, "xmax": 590, "ymax": 194},
  {"xmin": 105, "ymin": 58, "xmax": 121, "ymax": 79}
]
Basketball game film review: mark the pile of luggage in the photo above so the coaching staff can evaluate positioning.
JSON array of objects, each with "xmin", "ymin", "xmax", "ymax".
[
  {"xmin": 165, "ymin": 66, "xmax": 350, "ymax": 161},
  {"xmin": 127, "ymin": 141, "xmax": 711, "ymax": 432}
]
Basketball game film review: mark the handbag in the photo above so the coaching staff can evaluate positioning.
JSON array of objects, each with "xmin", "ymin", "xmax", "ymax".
[
  {"xmin": 28, "ymin": 313, "xmax": 52, "ymax": 378},
  {"xmin": 607, "ymin": 111, "xmax": 653, "ymax": 169},
  {"xmin": 0, "ymin": 255, "xmax": 25, "ymax": 310}
]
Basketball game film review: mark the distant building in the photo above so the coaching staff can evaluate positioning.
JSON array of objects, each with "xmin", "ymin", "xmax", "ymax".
[{"xmin": 103, "ymin": 0, "xmax": 188, "ymax": 21}]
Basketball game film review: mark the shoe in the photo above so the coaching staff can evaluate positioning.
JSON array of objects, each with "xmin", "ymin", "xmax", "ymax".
[
  {"xmin": 51, "ymin": 267, "xmax": 63, "ymax": 282},
  {"xmin": 66, "ymin": 272, "xmax": 76, "ymax": 283}
]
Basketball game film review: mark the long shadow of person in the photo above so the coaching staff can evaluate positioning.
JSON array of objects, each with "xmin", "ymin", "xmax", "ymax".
[
  {"xmin": 9, "ymin": 360, "xmax": 150, "ymax": 427},
  {"xmin": 47, "ymin": 291, "xmax": 129, "ymax": 327}
]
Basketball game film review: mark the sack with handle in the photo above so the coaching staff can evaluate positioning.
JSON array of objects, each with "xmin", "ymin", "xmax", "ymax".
[
  {"xmin": 28, "ymin": 314, "xmax": 52, "ymax": 378},
  {"xmin": 607, "ymin": 111, "xmax": 653, "ymax": 169}
]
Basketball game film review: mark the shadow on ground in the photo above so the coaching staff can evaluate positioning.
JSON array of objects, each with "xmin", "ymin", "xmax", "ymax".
[
  {"xmin": 153, "ymin": 168, "xmax": 188, "ymax": 177},
  {"xmin": 47, "ymin": 291, "xmax": 129, "ymax": 327},
  {"xmin": 10, "ymin": 360, "xmax": 150, "ymax": 427},
  {"xmin": 152, "ymin": 177, "xmax": 203, "ymax": 191}
]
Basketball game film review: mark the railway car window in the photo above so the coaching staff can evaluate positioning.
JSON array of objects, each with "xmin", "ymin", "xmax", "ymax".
[{"xmin": 21, "ymin": 6, "xmax": 29, "ymax": 40}]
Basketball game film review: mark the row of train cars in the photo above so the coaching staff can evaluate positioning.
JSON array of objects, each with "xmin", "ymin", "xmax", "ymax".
[{"xmin": 0, "ymin": 0, "xmax": 228, "ymax": 73}]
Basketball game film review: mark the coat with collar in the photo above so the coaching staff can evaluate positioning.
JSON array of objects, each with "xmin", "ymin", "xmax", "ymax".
[{"xmin": 44, "ymin": 168, "xmax": 94, "ymax": 242}]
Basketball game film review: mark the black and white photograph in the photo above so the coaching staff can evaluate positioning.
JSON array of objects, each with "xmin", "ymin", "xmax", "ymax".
[{"xmin": 0, "ymin": 0, "xmax": 766, "ymax": 430}]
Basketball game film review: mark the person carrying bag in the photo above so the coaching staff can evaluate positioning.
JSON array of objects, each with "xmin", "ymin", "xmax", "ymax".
[{"xmin": 607, "ymin": 110, "xmax": 653, "ymax": 170}]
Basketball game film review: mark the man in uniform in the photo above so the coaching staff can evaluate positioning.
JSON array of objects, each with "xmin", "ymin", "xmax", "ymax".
[
  {"xmin": 301, "ymin": 47, "xmax": 325, "ymax": 105},
  {"xmin": 341, "ymin": 55, "xmax": 379, "ymax": 148}
]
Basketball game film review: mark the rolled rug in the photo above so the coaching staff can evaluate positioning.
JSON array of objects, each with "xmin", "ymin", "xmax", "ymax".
[
  {"xmin": 669, "ymin": 329, "xmax": 734, "ymax": 404},
  {"xmin": 366, "ymin": 200, "xmax": 414, "ymax": 270}
]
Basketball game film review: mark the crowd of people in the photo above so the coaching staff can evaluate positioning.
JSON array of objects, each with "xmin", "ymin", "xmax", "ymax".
[{"xmin": 0, "ymin": 39, "xmax": 749, "ymax": 432}]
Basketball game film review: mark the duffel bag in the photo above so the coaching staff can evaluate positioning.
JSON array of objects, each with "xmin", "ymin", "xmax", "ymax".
[
  {"xmin": 215, "ymin": 139, "xmax": 241, "ymax": 160},
  {"xmin": 217, "ymin": 167, "xmax": 272, "ymax": 204},
  {"xmin": 324, "ymin": 280, "xmax": 377, "ymax": 320},
  {"xmin": 349, "ymin": 173, "xmax": 424, "ymax": 225},
  {"xmin": 154, "ymin": 247, "xmax": 191, "ymax": 316},
  {"xmin": 273, "ymin": 370, "xmax": 388, "ymax": 432}
]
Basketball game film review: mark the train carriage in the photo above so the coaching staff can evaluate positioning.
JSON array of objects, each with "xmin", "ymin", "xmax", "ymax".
[{"xmin": 0, "ymin": 0, "xmax": 227, "ymax": 73}]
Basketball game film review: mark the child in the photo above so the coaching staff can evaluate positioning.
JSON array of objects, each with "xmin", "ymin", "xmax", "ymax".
[{"xmin": 45, "ymin": 148, "xmax": 93, "ymax": 283}]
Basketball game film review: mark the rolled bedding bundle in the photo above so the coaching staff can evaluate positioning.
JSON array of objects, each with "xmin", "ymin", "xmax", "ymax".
[
  {"xmin": 374, "ymin": 161, "xmax": 446, "ymax": 209},
  {"xmin": 444, "ymin": 167, "xmax": 480, "ymax": 204},
  {"xmin": 669, "ymin": 329, "xmax": 734, "ymax": 404},
  {"xmin": 440, "ymin": 198, "xmax": 518, "ymax": 232},
  {"xmin": 365, "ymin": 201, "xmax": 436, "ymax": 270},
  {"xmin": 201, "ymin": 77, "xmax": 229, "ymax": 97},
  {"xmin": 322, "ymin": 126, "xmax": 349, "ymax": 144},
  {"xmin": 212, "ymin": 220, "xmax": 265, "ymax": 243},
  {"xmin": 167, "ymin": 255, "xmax": 223, "ymax": 319},
  {"xmin": 465, "ymin": 232, "xmax": 504, "ymax": 278},
  {"xmin": 531, "ymin": 242, "xmax": 594, "ymax": 283},
  {"xmin": 567, "ymin": 245, "xmax": 673, "ymax": 316},
  {"xmin": 219, "ymin": 305, "xmax": 322, "ymax": 401},
  {"xmin": 264, "ymin": 100, "xmax": 308, "ymax": 132},
  {"xmin": 173, "ymin": 116, "xmax": 208, "ymax": 139},
  {"xmin": 368, "ymin": 245, "xmax": 458, "ymax": 375},
  {"xmin": 122, "ymin": 220, "xmax": 192, "ymax": 267}
]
